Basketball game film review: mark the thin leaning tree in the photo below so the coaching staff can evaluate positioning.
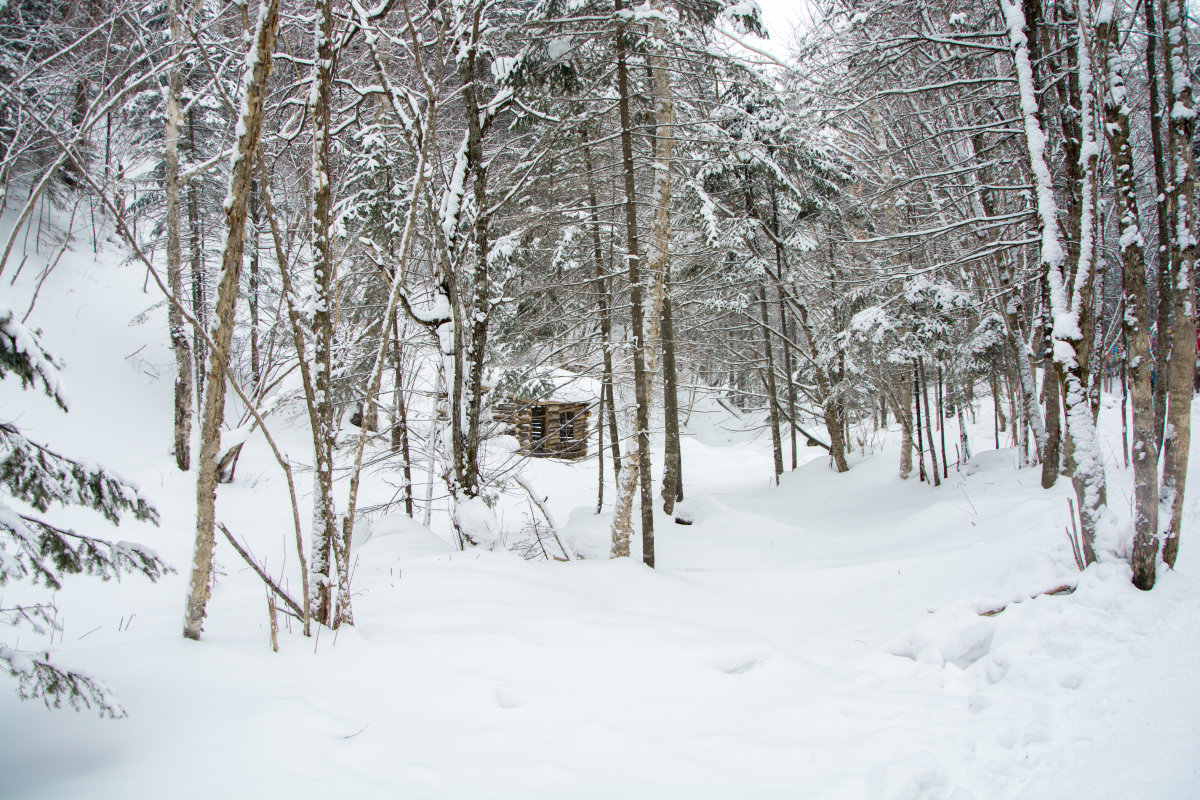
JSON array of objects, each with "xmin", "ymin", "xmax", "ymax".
[{"xmin": 183, "ymin": 0, "xmax": 282, "ymax": 641}]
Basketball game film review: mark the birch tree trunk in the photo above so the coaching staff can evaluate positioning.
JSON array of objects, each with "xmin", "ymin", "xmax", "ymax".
[
  {"xmin": 183, "ymin": 0, "xmax": 281, "ymax": 640},
  {"xmin": 461, "ymin": 9, "xmax": 492, "ymax": 501},
  {"xmin": 609, "ymin": 6, "xmax": 674, "ymax": 567},
  {"xmin": 637, "ymin": 14, "xmax": 675, "ymax": 567},
  {"xmin": 919, "ymin": 358, "xmax": 941, "ymax": 487},
  {"xmin": 1158, "ymin": 0, "xmax": 1196, "ymax": 571},
  {"xmin": 310, "ymin": 0, "xmax": 342, "ymax": 627},
  {"xmin": 608, "ymin": 0, "xmax": 642, "ymax": 560},
  {"xmin": 164, "ymin": 0, "xmax": 192, "ymax": 473}
]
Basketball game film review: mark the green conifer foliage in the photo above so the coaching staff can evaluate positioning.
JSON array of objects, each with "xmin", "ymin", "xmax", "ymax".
[{"xmin": 1, "ymin": 304, "xmax": 171, "ymax": 717}]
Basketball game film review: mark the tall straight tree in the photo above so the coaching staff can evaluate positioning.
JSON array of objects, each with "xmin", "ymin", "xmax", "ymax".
[
  {"xmin": 164, "ymin": 0, "xmax": 193, "ymax": 473},
  {"xmin": 609, "ymin": 0, "xmax": 647, "ymax": 560},
  {"xmin": 1086, "ymin": 0, "xmax": 1159, "ymax": 587},
  {"xmin": 1158, "ymin": 0, "xmax": 1196, "ymax": 572},
  {"xmin": 609, "ymin": 0, "xmax": 675, "ymax": 567},
  {"xmin": 309, "ymin": 0, "xmax": 345, "ymax": 627}
]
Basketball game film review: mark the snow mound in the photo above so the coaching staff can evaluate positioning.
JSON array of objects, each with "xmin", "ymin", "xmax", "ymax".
[
  {"xmin": 355, "ymin": 514, "xmax": 453, "ymax": 559},
  {"xmin": 454, "ymin": 497, "xmax": 501, "ymax": 549}
]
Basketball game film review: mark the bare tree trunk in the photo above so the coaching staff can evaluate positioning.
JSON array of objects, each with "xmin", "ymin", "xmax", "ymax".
[
  {"xmin": 778, "ymin": 291, "xmax": 797, "ymax": 470},
  {"xmin": 637, "ymin": 14, "xmax": 674, "ymax": 566},
  {"xmin": 770, "ymin": 190, "xmax": 797, "ymax": 471},
  {"xmin": 1145, "ymin": 0, "xmax": 1173, "ymax": 451},
  {"xmin": 759, "ymin": 284, "xmax": 783, "ymax": 485},
  {"xmin": 391, "ymin": 316, "xmax": 413, "ymax": 517},
  {"xmin": 993, "ymin": 372, "xmax": 1007, "ymax": 435},
  {"xmin": 1091, "ymin": 1, "xmax": 1160, "ymax": 588},
  {"xmin": 183, "ymin": 0, "xmax": 281, "ymax": 641},
  {"xmin": 992, "ymin": 375, "xmax": 1001, "ymax": 449},
  {"xmin": 913, "ymin": 361, "xmax": 927, "ymax": 483},
  {"xmin": 186, "ymin": 108, "xmax": 206, "ymax": 401},
  {"xmin": 900, "ymin": 366, "xmax": 913, "ymax": 478},
  {"xmin": 937, "ymin": 367, "xmax": 948, "ymax": 478},
  {"xmin": 608, "ymin": 0, "xmax": 643, "ymax": 560},
  {"xmin": 956, "ymin": 387, "xmax": 971, "ymax": 464},
  {"xmin": 1005, "ymin": 0, "xmax": 1104, "ymax": 562},
  {"xmin": 609, "ymin": 5, "xmax": 674, "ymax": 567},
  {"xmin": 1041, "ymin": 276, "xmax": 1061, "ymax": 488},
  {"xmin": 164, "ymin": 0, "xmax": 192, "ymax": 473},
  {"xmin": 461, "ymin": 14, "xmax": 492, "ymax": 502},
  {"xmin": 596, "ymin": 369, "xmax": 606, "ymax": 513},
  {"xmin": 920, "ymin": 358, "xmax": 941, "ymax": 487},
  {"xmin": 309, "ymin": 0, "xmax": 342, "ymax": 627},
  {"xmin": 248, "ymin": 180, "xmax": 261, "ymax": 387},
  {"xmin": 661, "ymin": 283, "xmax": 683, "ymax": 513},
  {"xmin": 1158, "ymin": 0, "xmax": 1196, "ymax": 571},
  {"xmin": 582, "ymin": 128, "xmax": 614, "ymax": 512},
  {"xmin": 1121, "ymin": 328, "xmax": 1130, "ymax": 468}
]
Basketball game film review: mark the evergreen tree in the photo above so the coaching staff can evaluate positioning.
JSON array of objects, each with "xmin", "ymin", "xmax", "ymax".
[{"xmin": 0, "ymin": 304, "xmax": 170, "ymax": 717}]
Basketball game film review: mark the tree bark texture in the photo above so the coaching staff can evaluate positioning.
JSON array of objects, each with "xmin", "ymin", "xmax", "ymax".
[
  {"xmin": 164, "ymin": 0, "xmax": 193, "ymax": 473},
  {"xmin": 759, "ymin": 284, "xmax": 783, "ymax": 484},
  {"xmin": 1041, "ymin": 277, "xmax": 1061, "ymax": 488},
  {"xmin": 1004, "ymin": 0, "xmax": 1105, "ymax": 562},
  {"xmin": 920, "ymin": 358, "xmax": 941, "ymax": 486},
  {"xmin": 1091, "ymin": 2, "xmax": 1160, "ymax": 588},
  {"xmin": 899, "ymin": 367, "xmax": 913, "ymax": 479},
  {"xmin": 183, "ymin": 0, "xmax": 281, "ymax": 641},
  {"xmin": 310, "ymin": 0, "xmax": 344, "ymax": 627},
  {"xmin": 661, "ymin": 283, "xmax": 683, "ymax": 512},
  {"xmin": 608, "ymin": 0, "xmax": 643, "ymax": 561},
  {"xmin": 1145, "ymin": 0, "xmax": 1174, "ymax": 451},
  {"xmin": 1158, "ymin": 0, "xmax": 1196, "ymax": 571}
]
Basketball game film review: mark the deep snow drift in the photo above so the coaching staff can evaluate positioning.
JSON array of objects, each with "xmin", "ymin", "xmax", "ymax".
[{"xmin": 1, "ymin": 222, "xmax": 1198, "ymax": 800}]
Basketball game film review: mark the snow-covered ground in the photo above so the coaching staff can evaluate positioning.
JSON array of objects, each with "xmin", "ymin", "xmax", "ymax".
[{"xmin": 2, "ymin": 222, "xmax": 1199, "ymax": 799}]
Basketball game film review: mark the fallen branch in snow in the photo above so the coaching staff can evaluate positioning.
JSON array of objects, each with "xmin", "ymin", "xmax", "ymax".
[
  {"xmin": 978, "ymin": 584, "xmax": 1076, "ymax": 617},
  {"xmin": 514, "ymin": 474, "xmax": 571, "ymax": 561},
  {"xmin": 217, "ymin": 522, "xmax": 304, "ymax": 621}
]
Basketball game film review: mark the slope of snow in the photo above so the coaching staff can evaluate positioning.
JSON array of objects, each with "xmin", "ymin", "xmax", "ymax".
[{"xmin": 1, "ymin": 216, "xmax": 1198, "ymax": 799}]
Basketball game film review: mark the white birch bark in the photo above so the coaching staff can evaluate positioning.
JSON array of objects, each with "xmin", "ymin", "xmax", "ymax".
[
  {"xmin": 164, "ymin": 0, "xmax": 193, "ymax": 473},
  {"xmin": 609, "ymin": 8, "xmax": 674, "ymax": 566}
]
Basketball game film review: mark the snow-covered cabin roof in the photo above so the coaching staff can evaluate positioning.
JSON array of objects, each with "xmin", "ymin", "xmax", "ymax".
[{"xmin": 489, "ymin": 367, "xmax": 600, "ymax": 405}]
